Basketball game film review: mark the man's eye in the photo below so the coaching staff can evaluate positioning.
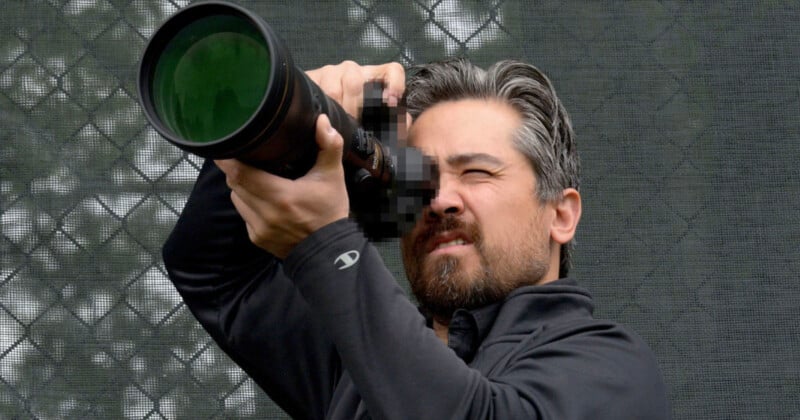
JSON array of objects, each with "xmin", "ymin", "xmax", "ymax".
[{"xmin": 463, "ymin": 169, "xmax": 492, "ymax": 177}]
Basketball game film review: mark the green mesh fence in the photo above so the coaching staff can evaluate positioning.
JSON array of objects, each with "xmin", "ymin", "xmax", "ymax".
[{"xmin": 2, "ymin": 1, "xmax": 799, "ymax": 419}]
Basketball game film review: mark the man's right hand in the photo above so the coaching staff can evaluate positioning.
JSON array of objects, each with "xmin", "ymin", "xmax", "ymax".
[
  {"xmin": 305, "ymin": 61, "xmax": 406, "ymax": 119},
  {"xmin": 214, "ymin": 61, "xmax": 408, "ymax": 258}
]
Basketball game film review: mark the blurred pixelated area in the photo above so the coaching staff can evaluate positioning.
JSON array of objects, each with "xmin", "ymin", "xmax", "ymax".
[{"xmin": 2, "ymin": 1, "xmax": 799, "ymax": 418}]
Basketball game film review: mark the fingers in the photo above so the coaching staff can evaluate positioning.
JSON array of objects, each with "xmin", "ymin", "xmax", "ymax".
[
  {"xmin": 229, "ymin": 190, "xmax": 264, "ymax": 242},
  {"xmin": 215, "ymin": 159, "xmax": 278, "ymax": 248},
  {"xmin": 305, "ymin": 60, "xmax": 406, "ymax": 118},
  {"xmin": 341, "ymin": 66, "xmax": 366, "ymax": 119},
  {"xmin": 230, "ymin": 189, "xmax": 294, "ymax": 258},
  {"xmin": 214, "ymin": 158, "xmax": 287, "ymax": 208},
  {"xmin": 308, "ymin": 61, "xmax": 363, "ymax": 117},
  {"xmin": 311, "ymin": 114, "xmax": 345, "ymax": 177},
  {"xmin": 397, "ymin": 111, "xmax": 414, "ymax": 146},
  {"xmin": 215, "ymin": 159, "xmax": 266, "ymax": 191},
  {"xmin": 363, "ymin": 62, "xmax": 405, "ymax": 105}
]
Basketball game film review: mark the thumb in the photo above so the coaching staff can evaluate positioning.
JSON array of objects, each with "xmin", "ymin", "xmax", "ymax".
[{"xmin": 311, "ymin": 114, "xmax": 344, "ymax": 175}]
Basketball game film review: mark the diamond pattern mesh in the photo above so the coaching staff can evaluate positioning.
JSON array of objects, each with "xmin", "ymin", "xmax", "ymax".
[{"xmin": 2, "ymin": 0, "xmax": 799, "ymax": 418}]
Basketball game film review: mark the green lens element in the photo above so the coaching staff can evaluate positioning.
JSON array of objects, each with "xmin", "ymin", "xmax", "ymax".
[{"xmin": 152, "ymin": 15, "xmax": 271, "ymax": 143}]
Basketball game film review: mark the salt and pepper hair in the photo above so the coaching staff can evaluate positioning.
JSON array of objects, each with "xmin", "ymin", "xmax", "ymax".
[{"xmin": 405, "ymin": 58, "xmax": 580, "ymax": 277}]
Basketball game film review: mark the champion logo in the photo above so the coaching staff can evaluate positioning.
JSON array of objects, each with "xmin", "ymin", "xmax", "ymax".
[{"xmin": 334, "ymin": 250, "xmax": 360, "ymax": 270}]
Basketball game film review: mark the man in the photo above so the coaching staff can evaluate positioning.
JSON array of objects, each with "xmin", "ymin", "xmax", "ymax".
[{"xmin": 163, "ymin": 59, "xmax": 671, "ymax": 419}]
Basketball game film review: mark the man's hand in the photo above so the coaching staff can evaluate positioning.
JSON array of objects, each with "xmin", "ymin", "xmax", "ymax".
[
  {"xmin": 215, "ymin": 114, "xmax": 347, "ymax": 259},
  {"xmin": 306, "ymin": 60, "xmax": 406, "ymax": 117},
  {"xmin": 216, "ymin": 61, "xmax": 406, "ymax": 259}
]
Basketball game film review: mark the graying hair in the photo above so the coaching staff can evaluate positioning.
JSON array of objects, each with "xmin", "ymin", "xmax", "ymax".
[{"xmin": 405, "ymin": 58, "xmax": 580, "ymax": 277}]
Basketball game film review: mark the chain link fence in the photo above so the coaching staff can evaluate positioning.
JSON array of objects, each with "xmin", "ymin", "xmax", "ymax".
[{"xmin": 2, "ymin": 1, "xmax": 799, "ymax": 418}]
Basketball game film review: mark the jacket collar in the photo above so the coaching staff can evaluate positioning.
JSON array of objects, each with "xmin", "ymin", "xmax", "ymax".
[{"xmin": 439, "ymin": 278, "xmax": 595, "ymax": 362}]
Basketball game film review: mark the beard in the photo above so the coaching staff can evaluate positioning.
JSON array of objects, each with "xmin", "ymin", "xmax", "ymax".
[{"xmin": 401, "ymin": 215, "xmax": 550, "ymax": 322}]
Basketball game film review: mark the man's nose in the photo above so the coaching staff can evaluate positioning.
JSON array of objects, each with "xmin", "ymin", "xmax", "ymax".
[{"xmin": 425, "ymin": 180, "xmax": 463, "ymax": 219}]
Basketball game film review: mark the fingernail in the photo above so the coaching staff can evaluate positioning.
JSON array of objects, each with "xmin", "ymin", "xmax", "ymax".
[{"xmin": 384, "ymin": 93, "xmax": 399, "ymax": 107}]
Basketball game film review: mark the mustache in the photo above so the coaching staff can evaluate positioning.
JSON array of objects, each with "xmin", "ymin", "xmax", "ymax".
[{"xmin": 412, "ymin": 215, "xmax": 480, "ymax": 251}]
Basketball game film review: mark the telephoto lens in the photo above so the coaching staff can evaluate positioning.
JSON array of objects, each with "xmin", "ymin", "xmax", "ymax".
[{"xmin": 138, "ymin": 1, "xmax": 436, "ymax": 239}]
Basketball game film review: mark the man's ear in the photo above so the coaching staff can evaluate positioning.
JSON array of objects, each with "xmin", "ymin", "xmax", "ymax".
[{"xmin": 550, "ymin": 188, "xmax": 581, "ymax": 245}]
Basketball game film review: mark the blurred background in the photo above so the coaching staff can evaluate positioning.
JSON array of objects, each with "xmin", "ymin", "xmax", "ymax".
[{"xmin": 1, "ymin": 0, "xmax": 799, "ymax": 418}]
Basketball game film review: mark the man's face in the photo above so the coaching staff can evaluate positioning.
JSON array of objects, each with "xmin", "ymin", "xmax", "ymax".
[{"xmin": 401, "ymin": 98, "xmax": 558, "ymax": 321}]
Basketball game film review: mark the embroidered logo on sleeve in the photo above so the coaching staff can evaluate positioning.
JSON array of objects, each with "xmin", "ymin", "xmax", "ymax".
[{"xmin": 334, "ymin": 250, "xmax": 360, "ymax": 270}]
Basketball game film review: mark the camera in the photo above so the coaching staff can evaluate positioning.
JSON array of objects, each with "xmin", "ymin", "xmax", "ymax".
[{"xmin": 138, "ymin": 1, "xmax": 436, "ymax": 239}]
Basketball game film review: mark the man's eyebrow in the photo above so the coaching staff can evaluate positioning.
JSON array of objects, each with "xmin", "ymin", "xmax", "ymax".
[{"xmin": 446, "ymin": 153, "xmax": 505, "ymax": 167}]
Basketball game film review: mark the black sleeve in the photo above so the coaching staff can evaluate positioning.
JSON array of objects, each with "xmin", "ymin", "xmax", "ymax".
[
  {"xmin": 162, "ymin": 160, "xmax": 340, "ymax": 420},
  {"xmin": 283, "ymin": 220, "xmax": 671, "ymax": 420}
]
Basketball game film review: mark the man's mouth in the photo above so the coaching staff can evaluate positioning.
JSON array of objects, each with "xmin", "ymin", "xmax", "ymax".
[
  {"xmin": 427, "ymin": 232, "xmax": 473, "ymax": 254},
  {"xmin": 434, "ymin": 238, "xmax": 467, "ymax": 250},
  {"xmin": 408, "ymin": 216, "xmax": 480, "ymax": 258}
]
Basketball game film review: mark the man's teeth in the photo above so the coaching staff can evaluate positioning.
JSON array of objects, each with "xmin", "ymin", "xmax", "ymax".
[{"xmin": 436, "ymin": 239, "xmax": 466, "ymax": 249}]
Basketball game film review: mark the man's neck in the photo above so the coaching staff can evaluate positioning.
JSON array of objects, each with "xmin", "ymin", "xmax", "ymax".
[{"xmin": 433, "ymin": 320, "xmax": 449, "ymax": 345}]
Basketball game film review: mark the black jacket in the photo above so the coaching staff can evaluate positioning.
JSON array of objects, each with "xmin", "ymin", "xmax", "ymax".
[{"xmin": 163, "ymin": 161, "xmax": 671, "ymax": 419}]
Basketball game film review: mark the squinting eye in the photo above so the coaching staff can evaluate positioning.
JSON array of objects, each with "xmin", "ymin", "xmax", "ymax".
[{"xmin": 463, "ymin": 169, "xmax": 492, "ymax": 176}]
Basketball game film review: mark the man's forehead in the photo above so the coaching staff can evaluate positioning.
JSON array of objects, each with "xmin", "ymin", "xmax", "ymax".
[{"xmin": 406, "ymin": 99, "xmax": 522, "ymax": 163}]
